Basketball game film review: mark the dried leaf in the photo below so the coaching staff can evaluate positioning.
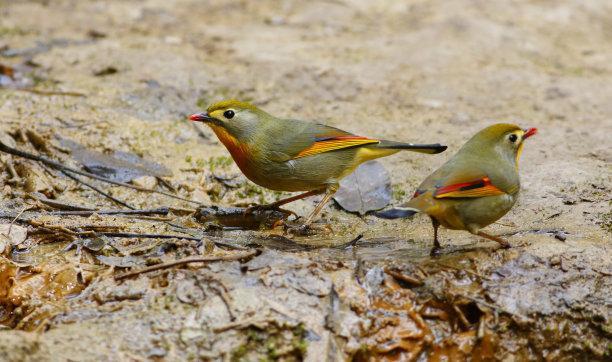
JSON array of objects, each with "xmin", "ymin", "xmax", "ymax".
[
  {"xmin": 0, "ymin": 224, "xmax": 28, "ymax": 254},
  {"xmin": 60, "ymin": 138, "xmax": 171, "ymax": 182},
  {"xmin": 333, "ymin": 161, "xmax": 392, "ymax": 215}
]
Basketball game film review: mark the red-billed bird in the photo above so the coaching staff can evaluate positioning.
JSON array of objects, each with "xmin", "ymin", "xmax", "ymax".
[
  {"xmin": 377, "ymin": 123, "xmax": 537, "ymax": 255},
  {"xmin": 190, "ymin": 99, "xmax": 447, "ymax": 229}
]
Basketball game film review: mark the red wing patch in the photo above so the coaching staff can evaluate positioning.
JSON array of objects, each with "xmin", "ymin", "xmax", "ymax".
[
  {"xmin": 433, "ymin": 177, "xmax": 505, "ymax": 199},
  {"xmin": 292, "ymin": 136, "xmax": 379, "ymax": 159}
]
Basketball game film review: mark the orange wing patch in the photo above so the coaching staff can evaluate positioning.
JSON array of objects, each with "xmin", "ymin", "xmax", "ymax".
[
  {"xmin": 292, "ymin": 136, "xmax": 379, "ymax": 159},
  {"xmin": 434, "ymin": 177, "xmax": 504, "ymax": 199}
]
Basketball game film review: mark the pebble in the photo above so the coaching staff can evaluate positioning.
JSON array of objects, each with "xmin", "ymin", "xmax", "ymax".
[{"xmin": 131, "ymin": 175, "xmax": 157, "ymax": 189}]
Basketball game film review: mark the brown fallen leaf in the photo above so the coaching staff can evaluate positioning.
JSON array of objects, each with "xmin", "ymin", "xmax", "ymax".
[{"xmin": 0, "ymin": 224, "xmax": 28, "ymax": 254}]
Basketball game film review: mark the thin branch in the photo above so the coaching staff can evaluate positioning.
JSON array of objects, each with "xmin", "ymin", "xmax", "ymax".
[
  {"xmin": 62, "ymin": 169, "xmax": 135, "ymax": 209},
  {"xmin": 8, "ymin": 206, "xmax": 30, "ymax": 235},
  {"xmin": 333, "ymin": 234, "xmax": 364, "ymax": 249},
  {"xmin": 114, "ymin": 249, "xmax": 259, "ymax": 280},
  {"xmin": 88, "ymin": 231, "xmax": 199, "ymax": 240},
  {"xmin": 4, "ymin": 155, "xmax": 21, "ymax": 183},
  {"xmin": 27, "ymin": 192, "xmax": 95, "ymax": 211},
  {"xmin": 384, "ymin": 267, "xmax": 424, "ymax": 287},
  {"xmin": 16, "ymin": 88, "xmax": 86, "ymax": 97},
  {"xmin": 0, "ymin": 208, "xmax": 167, "ymax": 220},
  {"xmin": 49, "ymin": 208, "xmax": 169, "ymax": 217},
  {"xmin": 0, "ymin": 140, "xmax": 201, "ymax": 205}
]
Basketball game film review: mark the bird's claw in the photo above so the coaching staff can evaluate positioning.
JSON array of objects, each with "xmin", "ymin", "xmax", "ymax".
[{"xmin": 429, "ymin": 246, "xmax": 442, "ymax": 257}]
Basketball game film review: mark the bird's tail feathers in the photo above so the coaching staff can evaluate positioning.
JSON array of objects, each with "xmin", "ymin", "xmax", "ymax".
[
  {"xmin": 376, "ymin": 140, "xmax": 447, "ymax": 154},
  {"xmin": 374, "ymin": 206, "xmax": 420, "ymax": 219}
]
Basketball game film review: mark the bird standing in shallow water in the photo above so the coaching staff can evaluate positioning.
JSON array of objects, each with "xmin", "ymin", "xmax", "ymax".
[
  {"xmin": 377, "ymin": 123, "xmax": 537, "ymax": 255},
  {"xmin": 190, "ymin": 99, "xmax": 447, "ymax": 231}
]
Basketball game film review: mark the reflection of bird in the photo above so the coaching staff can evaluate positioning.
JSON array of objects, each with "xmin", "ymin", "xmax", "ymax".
[
  {"xmin": 190, "ymin": 100, "xmax": 447, "ymax": 229},
  {"xmin": 378, "ymin": 124, "xmax": 537, "ymax": 255}
]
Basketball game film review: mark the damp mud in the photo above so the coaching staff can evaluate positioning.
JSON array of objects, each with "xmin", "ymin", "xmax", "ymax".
[{"xmin": 0, "ymin": 0, "xmax": 611, "ymax": 361}]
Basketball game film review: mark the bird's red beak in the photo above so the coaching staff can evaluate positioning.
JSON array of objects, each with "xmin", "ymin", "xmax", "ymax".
[
  {"xmin": 523, "ymin": 128, "xmax": 537, "ymax": 139},
  {"xmin": 189, "ymin": 113, "xmax": 213, "ymax": 122}
]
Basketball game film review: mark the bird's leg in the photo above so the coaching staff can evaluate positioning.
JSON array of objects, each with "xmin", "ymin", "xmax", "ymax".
[
  {"xmin": 302, "ymin": 186, "xmax": 337, "ymax": 227},
  {"xmin": 477, "ymin": 231, "xmax": 511, "ymax": 249},
  {"xmin": 244, "ymin": 189, "xmax": 324, "ymax": 217},
  {"xmin": 430, "ymin": 217, "xmax": 442, "ymax": 257},
  {"xmin": 270, "ymin": 189, "xmax": 325, "ymax": 208},
  {"xmin": 286, "ymin": 185, "xmax": 337, "ymax": 235}
]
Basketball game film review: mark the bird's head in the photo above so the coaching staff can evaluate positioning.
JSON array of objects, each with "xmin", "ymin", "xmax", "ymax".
[
  {"xmin": 468, "ymin": 123, "xmax": 537, "ymax": 167},
  {"xmin": 189, "ymin": 99, "xmax": 269, "ymax": 140}
]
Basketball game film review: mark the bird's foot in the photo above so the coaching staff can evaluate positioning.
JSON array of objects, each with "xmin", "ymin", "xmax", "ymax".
[
  {"xmin": 476, "ymin": 231, "xmax": 511, "ymax": 250},
  {"xmin": 429, "ymin": 246, "xmax": 442, "ymax": 257}
]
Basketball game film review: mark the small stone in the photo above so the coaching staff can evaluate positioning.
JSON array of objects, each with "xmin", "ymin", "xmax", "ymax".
[
  {"xmin": 417, "ymin": 98, "xmax": 444, "ymax": 109},
  {"xmin": 0, "ymin": 131, "xmax": 17, "ymax": 148},
  {"xmin": 131, "ymin": 175, "xmax": 157, "ymax": 189},
  {"xmin": 191, "ymin": 188, "xmax": 211, "ymax": 204},
  {"xmin": 82, "ymin": 236, "xmax": 107, "ymax": 251},
  {"xmin": 550, "ymin": 256, "xmax": 561, "ymax": 266},
  {"xmin": 164, "ymin": 36, "xmax": 182, "ymax": 45}
]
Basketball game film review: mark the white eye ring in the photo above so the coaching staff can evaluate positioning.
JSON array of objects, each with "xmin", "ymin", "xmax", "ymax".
[{"xmin": 509, "ymin": 134, "xmax": 518, "ymax": 143}]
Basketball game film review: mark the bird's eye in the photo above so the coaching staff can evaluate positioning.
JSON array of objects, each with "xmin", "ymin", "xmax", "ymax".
[
  {"xmin": 509, "ymin": 134, "xmax": 518, "ymax": 143},
  {"xmin": 223, "ymin": 110, "xmax": 235, "ymax": 119}
]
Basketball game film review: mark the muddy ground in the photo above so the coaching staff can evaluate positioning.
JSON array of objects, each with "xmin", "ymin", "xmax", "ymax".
[{"xmin": 0, "ymin": 0, "xmax": 610, "ymax": 361}]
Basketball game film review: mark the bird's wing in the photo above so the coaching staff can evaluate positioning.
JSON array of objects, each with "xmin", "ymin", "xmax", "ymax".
[
  {"xmin": 411, "ymin": 160, "xmax": 510, "ymax": 200},
  {"xmin": 293, "ymin": 134, "xmax": 379, "ymax": 159},
  {"xmin": 433, "ymin": 176, "xmax": 505, "ymax": 198},
  {"xmin": 266, "ymin": 121, "xmax": 379, "ymax": 161}
]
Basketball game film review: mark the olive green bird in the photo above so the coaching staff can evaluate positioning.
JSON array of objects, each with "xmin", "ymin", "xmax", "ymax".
[
  {"xmin": 190, "ymin": 100, "xmax": 447, "ymax": 228},
  {"xmin": 377, "ymin": 124, "xmax": 537, "ymax": 255}
]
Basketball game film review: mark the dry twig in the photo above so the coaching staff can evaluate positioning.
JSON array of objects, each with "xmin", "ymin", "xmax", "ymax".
[
  {"xmin": 384, "ymin": 267, "xmax": 424, "ymax": 287},
  {"xmin": 50, "ymin": 208, "xmax": 169, "ymax": 217},
  {"xmin": 114, "ymin": 249, "xmax": 259, "ymax": 280},
  {"xmin": 27, "ymin": 192, "xmax": 95, "ymax": 211},
  {"xmin": 16, "ymin": 88, "xmax": 86, "ymax": 97},
  {"xmin": 0, "ymin": 139, "xmax": 201, "ymax": 205},
  {"xmin": 61, "ymin": 170, "xmax": 135, "ymax": 209}
]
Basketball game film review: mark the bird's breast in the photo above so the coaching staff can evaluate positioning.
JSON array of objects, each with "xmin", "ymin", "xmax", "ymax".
[{"xmin": 209, "ymin": 125, "xmax": 254, "ymax": 174}]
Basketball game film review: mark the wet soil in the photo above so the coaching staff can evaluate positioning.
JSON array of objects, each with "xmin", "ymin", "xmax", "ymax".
[{"xmin": 0, "ymin": 0, "xmax": 611, "ymax": 361}]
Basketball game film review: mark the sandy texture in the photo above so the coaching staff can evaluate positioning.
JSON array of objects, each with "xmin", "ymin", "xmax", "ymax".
[{"xmin": 0, "ymin": 0, "xmax": 610, "ymax": 360}]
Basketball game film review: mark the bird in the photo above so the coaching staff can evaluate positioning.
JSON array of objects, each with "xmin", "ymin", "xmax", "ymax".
[
  {"xmin": 190, "ymin": 99, "xmax": 447, "ymax": 230},
  {"xmin": 376, "ymin": 123, "xmax": 537, "ymax": 255}
]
